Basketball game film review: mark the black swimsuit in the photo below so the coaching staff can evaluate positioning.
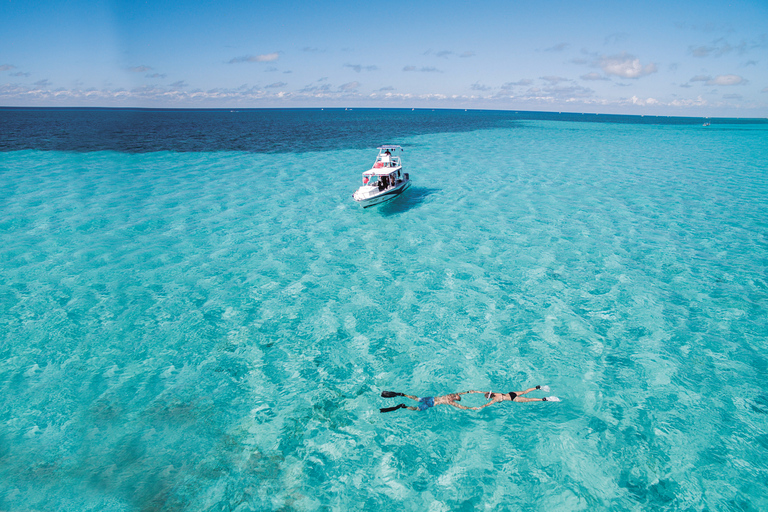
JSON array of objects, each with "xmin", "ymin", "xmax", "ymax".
[{"xmin": 508, "ymin": 392, "xmax": 518, "ymax": 400}]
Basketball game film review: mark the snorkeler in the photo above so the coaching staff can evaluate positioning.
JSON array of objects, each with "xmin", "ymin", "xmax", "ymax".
[
  {"xmin": 379, "ymin": 386, "xmax": 559, "ymax": 413},
  {"xmin": 463, "ymin": 386, "xmax": 560, "ymax": 410},
  {"xmin": 379, "ymin": 392, "xmax": 473, "ymax": 413}
]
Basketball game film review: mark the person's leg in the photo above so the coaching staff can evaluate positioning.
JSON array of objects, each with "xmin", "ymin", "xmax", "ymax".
[
  {"xmin": 380, "ymin": 403, "xmax": 420, "ymax": 413},
  {"xmin": 381, "ymin": 392, "xmax": 420, "ymax": 401},
  {"xmin": 515, "ymin": 387, "xmax": 538, "ymax": 397},
  {"xmin": 512, "ymin": 396, "xmax": 544, "ymax": 402}
]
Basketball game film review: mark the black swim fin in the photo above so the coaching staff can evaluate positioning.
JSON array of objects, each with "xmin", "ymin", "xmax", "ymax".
[
  {"xmin": 381, "ymin": 391, "xmax": 404, "ymax": 398},
  {"xmin": 380, "ymin": 404, "xmax": 406, "ymax": 413}
]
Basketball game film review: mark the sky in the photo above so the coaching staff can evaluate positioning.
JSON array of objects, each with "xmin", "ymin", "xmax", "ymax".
[{"xmin": 1, "ymin": 0, "xmax": 767, "ymax": 116}]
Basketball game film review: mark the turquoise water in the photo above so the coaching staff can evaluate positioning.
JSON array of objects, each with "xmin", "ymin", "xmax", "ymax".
[{"xmin": 2, "ymin": 114, "xmax": 768, "ymax": 510}]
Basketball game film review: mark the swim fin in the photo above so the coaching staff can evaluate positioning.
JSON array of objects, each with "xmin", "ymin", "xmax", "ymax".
[
  {"xmin": 381, "ymin": 391, "xmax": 404, "ymax": 398},
  {"xmin": 543, "ymin": 396, "xmax": 560, "ymax": 402},
  {"xmin": 380, "ymin": 404, "xmax": 406, "ymax": 413}
]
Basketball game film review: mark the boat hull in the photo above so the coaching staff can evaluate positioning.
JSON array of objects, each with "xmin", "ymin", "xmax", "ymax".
[{"xmin": 353, "ymin": 180, "xmax": 411, "ymax": 208}]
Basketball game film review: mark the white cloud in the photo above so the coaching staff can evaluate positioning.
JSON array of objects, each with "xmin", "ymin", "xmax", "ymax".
[
  {"xmin": 403, "ymin": 66, "xmax": 441, "ymax": 72},
  {"xmin": 689, "ymin": 74, "xmax": 746, "ymax": 86},
  {"xmin": 599, "ymin": 53, "xmax": 657, "ymax": 79},
  {"xmin": 540, "ymin": 76, "xmax": 570, "ymax": 84},
  {"xmin": 300, "ymin": 83, "xmax": 333, "ymax": 93},
  {"xmin": 371, "ymin": 91, "xmax": 489, "ymax": 102},
  {"xmin": 424, "ymin": 49, "xmax": 474, "ymax": 59},
  {"xmin": 581, "ymin": 72, "xmax": 609, "ymax": 81},
  {"xmin": 128, "ymin": 65, "xmax": 152, "ymax": 73},
  {"xmin": 629, "ymin": 95, "xmax": 659, "ymax": 106},
  {"xmin": 707, "ymin": 74, "xmax": 745, "ymax": 86},
  {"xmin": 0, "ymin": 77, "xmax": 751, "ymax": 114},
  {"xmin": 471, "ymin": 82, "xmax": 491, "ymax": 91},
  {"xmin": 338, "ymin": 81, "xmax": 360, "ymax": 91},
  {"xmin": 229, "ymin": 53, "xmax": 279, "ymax": 64},
  {"xmin": 689, "ymin": 37, "xmax": 767, "ymax": 58},
  {"xmin": 690, "ymin": 44, "xmax": 732, "ymax": 57},
  {"xmin": 668, "ymin": 96, "xmax": 707, "ymax": 107},
  {"xmin": 1, "ymin": 64, "xmax": 16, "ymax": 71},
  {"xmin": 495, "ymin": 83, "xmax": 594, "ymax": 102},
  {"xmin": 545, "ymin": 43, "xmax": 570, "ymax": 52},
  {"xmin": 344, "ymin": 64, "xmax": 377, "ymax": 73},
  {"xmin": 500, "ymin": 79, "xmax": 533, "ymax": 89}
]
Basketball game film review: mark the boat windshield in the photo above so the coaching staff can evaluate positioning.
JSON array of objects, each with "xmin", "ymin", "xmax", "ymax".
[{"xmin": 362, "ymin": 173, "xmax": 398, "ymax": 188}]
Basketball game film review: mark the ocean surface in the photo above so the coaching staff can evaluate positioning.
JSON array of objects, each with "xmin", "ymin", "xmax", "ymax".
[{"xmin": 1, "ymin": 108, "xmax": 767, "ymax": 511}]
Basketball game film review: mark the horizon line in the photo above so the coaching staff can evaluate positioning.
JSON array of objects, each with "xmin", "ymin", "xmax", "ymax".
[{"xmin": 1, "ymin": 106, "xmax": 767, "ymax": 121}]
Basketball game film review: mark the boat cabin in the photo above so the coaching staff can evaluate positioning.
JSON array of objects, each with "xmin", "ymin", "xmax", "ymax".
[{"xmin": 361, "ymin": 169, "xmax": 401, "ymax": 190}]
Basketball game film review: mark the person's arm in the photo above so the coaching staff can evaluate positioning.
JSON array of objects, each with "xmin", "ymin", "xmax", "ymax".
[
  {"xmin": 446, "ymin": 402, "xmax": 475, "ymax": 410},
  {"xmin": 447, "ymin": 401, "xmax": 497, "ymax": 410},
  {"xmin": 466, "ymin": 402, "xmax": 499, "ymax": 410}
]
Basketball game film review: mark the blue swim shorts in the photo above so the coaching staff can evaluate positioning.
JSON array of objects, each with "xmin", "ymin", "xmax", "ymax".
[{"xmin": 417, "ymin": 396, "xmax": 435, "ymax": 411}]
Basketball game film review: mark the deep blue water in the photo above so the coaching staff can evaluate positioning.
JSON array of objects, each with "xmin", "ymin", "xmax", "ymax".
[
  {"xmin": 1, "ymin": 109, "xmax": 768, "ymax": 511},
  {"xmin": 2, "ymin": 108, "xmax": 761, "ymax": 153}
]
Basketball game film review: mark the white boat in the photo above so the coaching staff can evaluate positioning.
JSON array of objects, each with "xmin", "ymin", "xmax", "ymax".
[{"xmin": 352, "ymin": 145, "xmax": 411, "ymax": 208}]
